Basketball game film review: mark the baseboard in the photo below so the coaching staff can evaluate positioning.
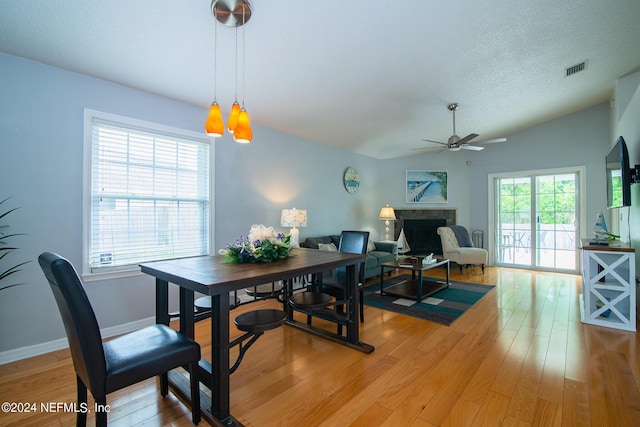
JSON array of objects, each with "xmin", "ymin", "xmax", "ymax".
[{"xmin": 0, "ymin": 316, "xmax": 155, "ymax": 365}]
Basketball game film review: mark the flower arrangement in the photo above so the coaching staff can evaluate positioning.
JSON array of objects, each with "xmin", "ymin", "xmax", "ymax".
[{"xmin": 219, "ymin": 224, "xmax": 292, "ymax": 263}]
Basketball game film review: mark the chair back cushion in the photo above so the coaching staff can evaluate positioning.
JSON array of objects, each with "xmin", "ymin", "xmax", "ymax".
[
  {"xmin": 336, "ymin": 231, "xmax": 370, "ymax": 282},
  {"xmin": 338, "ymin": 231, "xmax": 370, "ymax": 255},
  {"xmin": 38, "ymin": 252, "xmax": 107, "ymax": 394},
  {"xmin": 437, "ymin": 227, "xmax": 460, "ymax": 252}
]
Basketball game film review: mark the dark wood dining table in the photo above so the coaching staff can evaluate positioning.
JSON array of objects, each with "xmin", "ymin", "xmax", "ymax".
[{"xmin": 140, "ymin": 248, "xmax": 373, "ymax": 426}]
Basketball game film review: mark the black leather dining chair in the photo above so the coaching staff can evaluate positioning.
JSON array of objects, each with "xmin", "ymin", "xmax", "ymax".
[
  {"xmin": 289, "ymin": 231, "xmax": 369, "ymax": 332},
  {"xmin": 321, "ymin": 231, "xmax": 369, "ymax": 322},
  {"xmin": 38, "ymin": 252, "xmax": 201, "ymax": 426}
]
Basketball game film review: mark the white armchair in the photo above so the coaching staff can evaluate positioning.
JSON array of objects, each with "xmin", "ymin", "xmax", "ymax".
[{"xmin": 437, "ymin": 226, "xmax": 488, "ymax": 273}]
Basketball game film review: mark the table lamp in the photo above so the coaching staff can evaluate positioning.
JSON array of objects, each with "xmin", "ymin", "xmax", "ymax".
[
  {"xmin": 280, "ymin": 208, "xmax": 307, "ymax": 247},
  {"xmin": 379, "ymin": 205, "xmax": 396, "ymax": 241}
]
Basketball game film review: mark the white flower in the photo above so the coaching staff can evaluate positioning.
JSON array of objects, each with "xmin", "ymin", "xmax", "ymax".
[{"xmin": 248, "ymin": 224, "xmax": 276, "ymax": 244}]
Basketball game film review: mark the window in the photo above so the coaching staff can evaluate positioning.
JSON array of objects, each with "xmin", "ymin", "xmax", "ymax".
[{"xmin": 83, "ymin": 110, "xmax": 211, "ymax": 276}]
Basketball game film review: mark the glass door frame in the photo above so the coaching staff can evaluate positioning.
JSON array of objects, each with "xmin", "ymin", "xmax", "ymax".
[{"xmin": 487, "ymin": 166, "xmax": 587, "ymax": 274}]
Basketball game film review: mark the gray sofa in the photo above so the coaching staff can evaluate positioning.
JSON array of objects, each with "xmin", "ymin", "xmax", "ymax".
[{"xmin": 300, "ymin": 235, "xmax": 397, "ymax": 279}]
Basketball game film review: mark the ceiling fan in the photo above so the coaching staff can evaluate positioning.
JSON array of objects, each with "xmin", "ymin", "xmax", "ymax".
[{"xmin": 417, "ymin": 103, "xmax": 506, "ymax": 152}]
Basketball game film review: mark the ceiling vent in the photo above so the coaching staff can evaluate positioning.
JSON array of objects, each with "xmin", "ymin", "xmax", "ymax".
[{"xmin": 565, "ymin": 61, "xmax": 587, "ymax": 77}]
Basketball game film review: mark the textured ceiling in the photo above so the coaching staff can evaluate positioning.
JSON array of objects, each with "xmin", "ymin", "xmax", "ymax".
[{"xmin": 1, "ymin": 0, "xmax": 639, "ymax": 159}]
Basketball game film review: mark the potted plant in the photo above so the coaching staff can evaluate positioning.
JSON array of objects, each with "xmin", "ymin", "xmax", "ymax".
[{"xmin": 0, "ymin": 197, "xmax": 29, "ymax": 291}]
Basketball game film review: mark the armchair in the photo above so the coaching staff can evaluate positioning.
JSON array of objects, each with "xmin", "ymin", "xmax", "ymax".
[{"xmin": 437, "ymin": 226, "xmax": 488, "ymax": 273}]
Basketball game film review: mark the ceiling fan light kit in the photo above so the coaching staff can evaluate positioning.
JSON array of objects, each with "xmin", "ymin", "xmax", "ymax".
[{"xmin": 418, "ymin": 103, "xmax": 507, "ymax": 153}]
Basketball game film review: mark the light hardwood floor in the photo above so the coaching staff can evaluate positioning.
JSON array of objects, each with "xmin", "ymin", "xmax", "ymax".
[{"xmin": 1, "ymin": 267, "xmax": 639, "ymax": 426}]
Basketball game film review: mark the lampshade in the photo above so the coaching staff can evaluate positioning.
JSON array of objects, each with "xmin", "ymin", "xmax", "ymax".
[
  {"xmin": 204, "ymin": 101, "xmax": 225, "ymax": 137},
  {"xmin": 233, "ymin": 108, "xmax": 252, "ymax": 143},
  {"xmin": 227, "ymin": 101, "xmax": 241, "ymax": 133},
  {"xmin": 280, "ymin": 208, "xmax": 307, "ymax": 228},
  {"xmin": 379, "ymin": 205, "xmax": 396, "ymax": 221}
]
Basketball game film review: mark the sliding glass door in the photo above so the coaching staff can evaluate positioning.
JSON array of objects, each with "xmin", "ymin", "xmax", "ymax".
[{"xmin": 490, "ymin": 167, "xmax": 584, "ymax": 273}]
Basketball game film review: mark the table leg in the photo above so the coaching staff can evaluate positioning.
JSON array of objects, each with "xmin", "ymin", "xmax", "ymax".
[
  {"xmin": 210, "ymin": 293, "xmax": 232, "ymax": 424},
  {"xmin": 283, "ymin": 278, "xmax": 294, "ymax": 320},
  {"xmin": 345, "ymin": 263, "xmax": 359, "ymax": 341},
  {"xmin": 179, "ymin": 287, "xmax": 194, "ymax": 338},
  {"xmin": 379, "ymin": 265, "xmax": 384, "ymax": 295},
  {"xmin": 155, "ymin": 279, "xmax": 169, "ymax": 326},
  {"xmin": 445, "ymin": 260, "xmax": 450, "ymax": 288},
  {"xmin": 417, "ymin": 271, "xmax": 423, "ymax": 303}
]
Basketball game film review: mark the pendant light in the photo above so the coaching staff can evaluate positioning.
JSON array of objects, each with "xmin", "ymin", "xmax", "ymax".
[
  {"xmin": 233, "ymin": 107, "xmax": 252, "ymax": 143},
  {"xmin": 233, "ymin": 4, "xmax": 252, "ymax": 143},
  {"xmin": 207, "ymin": 0, "xmax": 253, "ymax": 141},
  {"xmin": 204, "ymin": 5, "xmax": 224, "ymax": 137}
]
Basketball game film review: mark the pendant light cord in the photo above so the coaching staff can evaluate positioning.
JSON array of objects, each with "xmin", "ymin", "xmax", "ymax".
[
  {"xmin": 241, "ymin": 5, "xmax": 246, "ymax": 107},
  {"xmin": 234, "ymin": 25, "xmax": 238, "ymax": 103},
  {"xmin": 213, "ymin": 8, "xmax": 218, "ymax": 100}
]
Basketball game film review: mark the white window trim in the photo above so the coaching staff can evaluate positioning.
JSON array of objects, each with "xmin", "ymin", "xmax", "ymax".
[{"xmin": 82, "ymin": 109, "xmax": 215, "ymax": 281}]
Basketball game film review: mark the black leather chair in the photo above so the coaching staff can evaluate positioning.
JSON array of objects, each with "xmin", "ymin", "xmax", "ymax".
[
  {"xmin": 289, "ymin": 231, "xmax": 369, "ymax": 332},
  {"xmin": 38, "ymin": 252, "xmax": 201, "ymax": 426},
  {"xmin": 321, "ymin": 231, "xmax": 369, "ymax": 322}
]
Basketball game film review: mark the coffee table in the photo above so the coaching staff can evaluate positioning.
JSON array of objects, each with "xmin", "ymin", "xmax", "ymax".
[{"xmin": 379, "ymin": 257, "xmax": 450, "ymax": 303}]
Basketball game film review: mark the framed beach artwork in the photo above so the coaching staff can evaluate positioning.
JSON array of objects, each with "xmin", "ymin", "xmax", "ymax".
[{"xmin": 406, "ymin": 170, "xmax": 448, "ymax": 203}]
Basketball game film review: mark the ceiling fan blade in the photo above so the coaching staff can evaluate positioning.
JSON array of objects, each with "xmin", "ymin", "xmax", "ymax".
[
  {"xmin": 456, "ymin": 133, "xmax": 479, "ymax": 145},
  {"xmin": 479, "ymin": 137, "xmax": 507, "ymax": 144},
  {"xmin": 421, "ymin": 139, "xmax": 447, "ymax": 146},
  {"xmin": 411, "ymin": 146, "xmax": 446, "ymax": 153},
  {"xmin": 461, "ymin": 144, "xmax": 484, "ymax": 151}
]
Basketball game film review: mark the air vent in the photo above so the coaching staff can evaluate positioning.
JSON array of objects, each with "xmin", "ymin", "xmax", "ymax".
[{"xmin": 565, "ymin": 61, "xmax": 587, "ymax": 77}]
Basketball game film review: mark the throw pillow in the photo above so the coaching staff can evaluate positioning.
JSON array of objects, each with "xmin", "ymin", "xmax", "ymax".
[
  {"xmin": 367, "ymin": 239, "xmax": 376, "ymax": 253},
  {"xmin": 318, "ymin": 242, "xmax": 338, "ymax": 252}
]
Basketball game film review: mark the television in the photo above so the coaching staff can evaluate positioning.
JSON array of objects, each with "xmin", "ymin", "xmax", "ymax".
[{"xmin": 605, "ymin": 136, "xmax": 631, "ymax": 208}]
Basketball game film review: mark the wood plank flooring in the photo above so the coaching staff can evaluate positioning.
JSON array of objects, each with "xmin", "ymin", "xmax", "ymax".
[{"xmin": 1, "ymin": 267, "xmax": 639, "ymax": 426}]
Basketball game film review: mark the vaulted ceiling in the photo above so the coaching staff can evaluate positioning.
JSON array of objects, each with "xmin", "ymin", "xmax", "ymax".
[{"xmin": 2, "ymin": 0, "xmax": 639, "ymax": 158}]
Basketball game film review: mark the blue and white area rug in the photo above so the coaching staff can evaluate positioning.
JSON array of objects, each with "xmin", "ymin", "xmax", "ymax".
[{"xmin": 363, "ymin": 274, "xmax": 494, "ymax": 326}]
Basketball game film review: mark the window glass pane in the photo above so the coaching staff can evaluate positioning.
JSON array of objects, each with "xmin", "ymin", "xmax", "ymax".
[{"xmin": 87, "ymin": 114, "xmax": 210, "ymax": 271}]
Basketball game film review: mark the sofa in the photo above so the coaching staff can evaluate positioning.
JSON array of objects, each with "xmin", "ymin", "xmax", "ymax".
[{"xmin": 300, "ymin": 234, "xmax": 397, "ymax": 279}]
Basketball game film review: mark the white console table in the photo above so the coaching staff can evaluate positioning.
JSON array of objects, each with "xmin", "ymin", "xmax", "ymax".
[{"xmin": 580, "ymin": 239, "xmax": 636, "ymax": 332}]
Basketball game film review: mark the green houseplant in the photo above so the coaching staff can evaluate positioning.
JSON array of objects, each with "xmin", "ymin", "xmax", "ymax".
[{"xmin": 0, "ymin": 197, "xmax": 29, "ymax": 291}]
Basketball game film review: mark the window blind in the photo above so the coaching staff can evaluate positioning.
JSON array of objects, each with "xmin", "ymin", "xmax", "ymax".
[{"xmin": 88, "ymin": 118, "xmax": 209, "ymax": 271}]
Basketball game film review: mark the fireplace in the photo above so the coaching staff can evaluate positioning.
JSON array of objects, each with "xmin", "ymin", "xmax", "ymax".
[
  {"xmin": 393, "ymin": 208, "xmax": 456, "ymax": 256},
  {"xmin": 403, "ymin": 219, "xmax": 446, "ymax": 255}
]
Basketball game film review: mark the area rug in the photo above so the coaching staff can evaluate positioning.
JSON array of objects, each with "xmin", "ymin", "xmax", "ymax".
[{"xmin": 363, "ymin": 274, "xmax": 494, "ymax": 326}]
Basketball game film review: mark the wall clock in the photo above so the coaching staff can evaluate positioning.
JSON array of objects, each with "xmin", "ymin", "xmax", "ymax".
[{"xmin": 343, "ymin": 167, "xmax": 360, "ymax": 193}]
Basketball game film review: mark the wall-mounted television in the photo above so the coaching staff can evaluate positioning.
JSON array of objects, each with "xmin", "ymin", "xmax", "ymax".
[{"xmin": 605, "ymin": 136, "xmax": 631, "ymax": 208}]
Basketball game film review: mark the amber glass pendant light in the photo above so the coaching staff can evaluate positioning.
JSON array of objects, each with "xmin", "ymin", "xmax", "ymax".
[
  {"xmin": 205, "ymin": 102, "xmax": 225, "ymax": 137},
  {"xmin": 233, "ymin": 4, "xmax": 252, "ymax": 143},
  {"xmin": 233, "ymin": 108, "xmax": 252, "ymax": 143},
  {"xmin": 208, "ymin": 0, "xmax": 253, "ymax": 141},
  {"xmin": 204, "ymin": 6, "xmax": 224, "ymax": 137}
]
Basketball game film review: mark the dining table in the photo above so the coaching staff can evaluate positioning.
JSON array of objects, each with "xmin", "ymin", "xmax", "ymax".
[{"xmin": 140, "ymin": 247, "xmax": 373, "ymax": 426}]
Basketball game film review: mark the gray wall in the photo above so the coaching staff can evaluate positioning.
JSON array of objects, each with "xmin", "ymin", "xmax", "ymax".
[
  {"xmin": 378, "ymin": 103, "xmax": 611, "ymax": 240},
  {"xmin": 610, "ymin": 72, "xmax": 640, "ymax": 254},
  {"xmin": 0, "ymin": 51, "xmax": 622, "ymax": 359},
  {"xmin": 613, "ymin": 70, "xmax": 640, "ymax": 282},
  {"xmin": 0, "ymin": 53, "xmax": 379, "ymax": 355}
]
